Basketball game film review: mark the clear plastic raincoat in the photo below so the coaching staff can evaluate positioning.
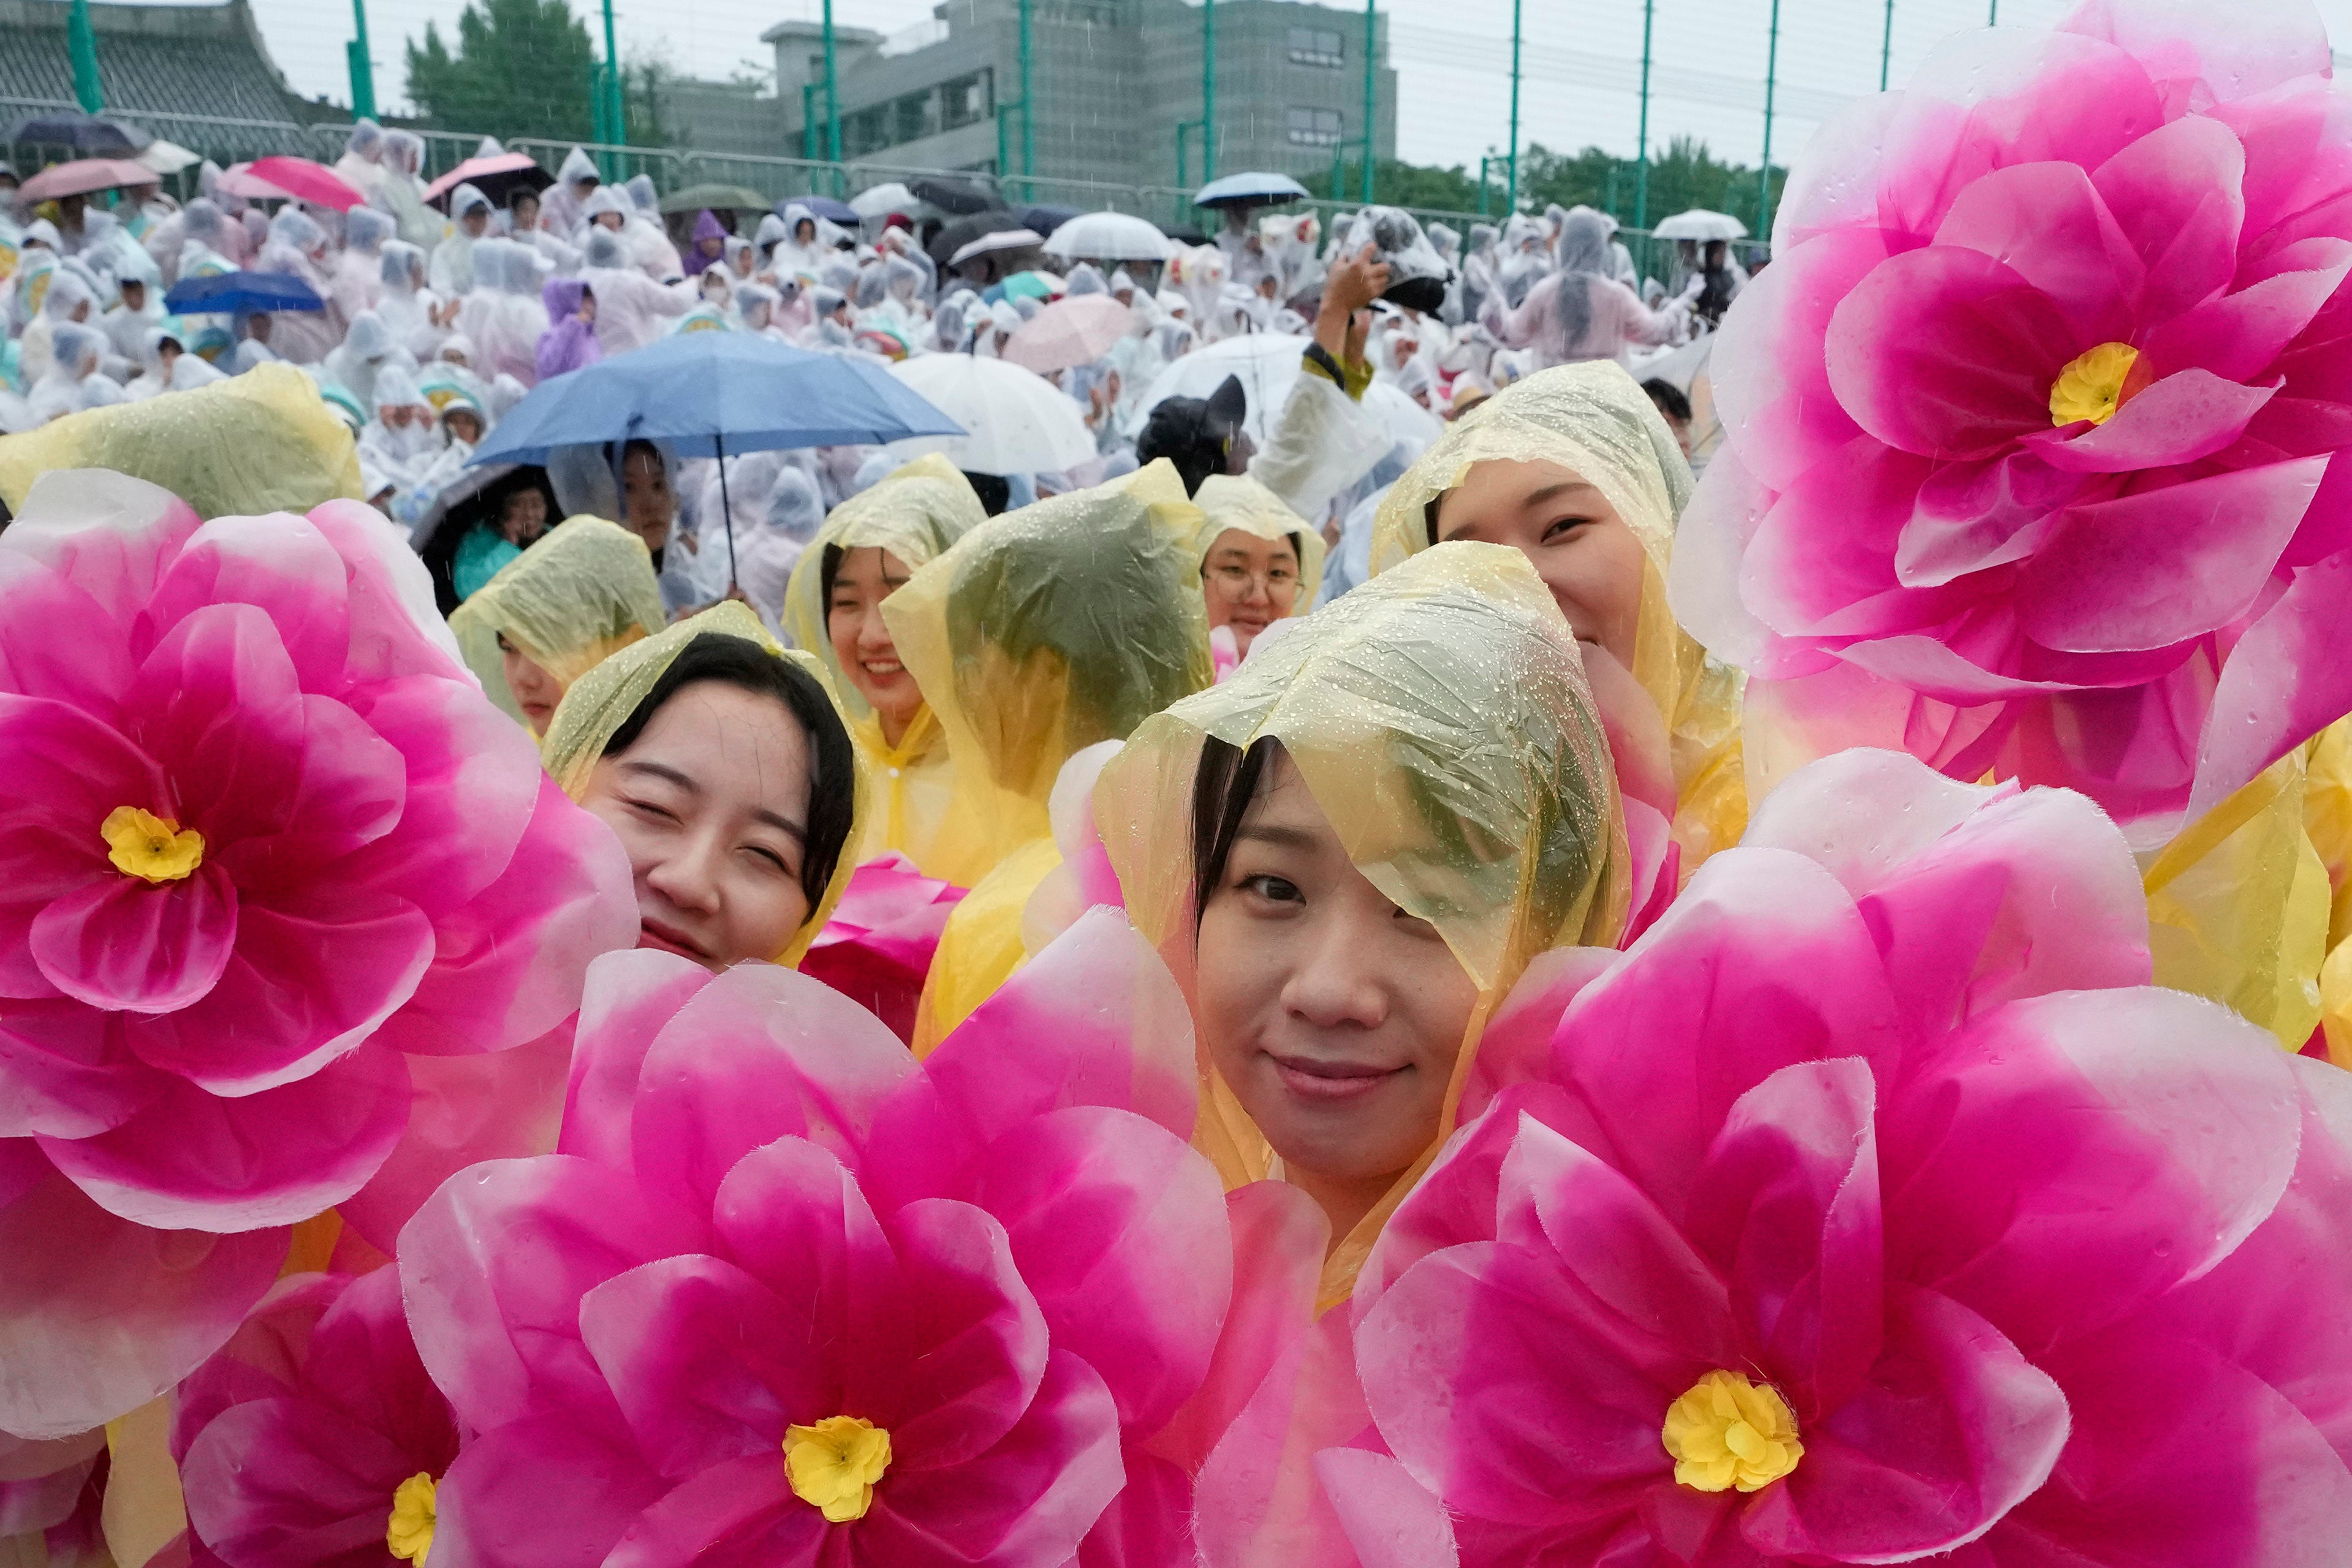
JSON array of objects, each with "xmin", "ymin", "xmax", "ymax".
[
  {"xmin": 1096, "ymin": 540, "xmax": 1631, "ymax": 1306},
  {"xmin": 537, "ymin": 599, "xmax": 866, "ymax": 969},
  {"xmin": 781, "ymin": 454, "xmax": 990, "ymax": 881},
  {"xmin": 447, "ymin": 515, "xmax": 669, "ymax": 731},
  {"xmin": 884, "ymin": 458, "xmax": 1213, "ymax": 1045},
  {"xmin": 1371, "ymin": 359, "xmax": 1747, "ymax": 875}
]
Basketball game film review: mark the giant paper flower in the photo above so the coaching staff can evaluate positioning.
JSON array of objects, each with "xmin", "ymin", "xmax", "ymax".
[
  {"xmin": 1313, "ymin": 750, "xmax": 2352, "ymax": 1565},
  {"xmin": 398, "ymin": 909, "xmax": 1240, "ymax": 1568},
  {"xmin": 1674, "ymin": 0, "xmax": 2352, "ymax": 830},
  {"xmin": 171, "ymin": 1267, "xmax": 460, "ymax": 1568},
  {"xmin": 0, "ymin": 471, "xmax": 634, "ymax": 1441}
]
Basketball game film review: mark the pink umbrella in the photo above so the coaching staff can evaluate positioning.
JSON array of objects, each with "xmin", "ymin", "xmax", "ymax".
[
  {"xmin": 16, "ymin": 157, "xmax": 156, "ymax": 202},
  {"xmin": 1002, "ymin": 294, "xmax": 1136, "ymax": 375},
  {"xmin": 422, "ymin": 151, "xmax": 551, "ymax": 211},
  {"xmin": 243, "ymin": 156, "xmax": 365, "ymax": 211}
]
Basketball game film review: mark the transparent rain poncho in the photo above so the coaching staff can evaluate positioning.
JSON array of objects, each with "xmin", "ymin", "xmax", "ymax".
[
  {"xmin": 885, "ymin": 458, "xmax": 1213, "ymax": 1041},
  {"xmin": 1096, "ymin": 540, "xmax": 1631, "ymax": 1305},
  {"xmin": 447, "ymin": 515, "xmax": 669, "ymax": 731},
  {"xmin": 1370, "ymin": 359, "xmax": 1747, "ymax": 873},
  {"xmin": 782, "ymin": 455, "xmax": 990, "ymax": 880},
  {"xmin": 537, "ymin": 599, "xmax": 867, "ymax": 969},
  {"xmin": 0, "ymin": 360, "xmax": 361, "ymax": 518},
  {"xmin": 1191, "ymin": 472, "xmax": 1327, "ymax": 615}
]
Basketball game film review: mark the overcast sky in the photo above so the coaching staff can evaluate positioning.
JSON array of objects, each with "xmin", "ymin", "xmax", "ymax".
[{"xmin": 202, "ymin": 0, "xmax": 2352, "ymax": 175}]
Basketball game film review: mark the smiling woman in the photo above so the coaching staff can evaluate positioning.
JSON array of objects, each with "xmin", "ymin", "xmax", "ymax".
[
  {"xmin": 539, "ymin": 600, "xmax": 863, "ymax": 970},
  {"xmin": 1096, "ymin": 539, "xmax": 1630, "ymax": 1307}
]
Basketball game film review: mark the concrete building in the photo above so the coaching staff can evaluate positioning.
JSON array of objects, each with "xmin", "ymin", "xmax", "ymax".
[
  {"xmin": 765, "ymin": 0, "xmax": 1393, "ymax": 199},
  {"xmin": 0, "ymin": 0, "xmax": 320, "ymax": 161},
  {"xmin": 650, "ymin": 75, "xmax": 789, "ymax": 159}
]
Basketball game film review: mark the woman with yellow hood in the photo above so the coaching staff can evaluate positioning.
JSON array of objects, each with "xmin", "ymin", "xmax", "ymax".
[
  {"xmin": 449, "ymin": 515, "xmax": 668, "ymax": 734},
  {"xmin": 540, "ymin": 600, "xmax": 865, "ymax": 972},
  {"xmin": 1370, "ymin": 358, "xmax": 1745, "ymax": 874},
  {"xmin": 1094, "ymin": 539, "xmax": 1630, "ymax": 1309},
  {"xmin": 1191, "ymin": 473, "xmax": 1327, "ymax": 668},
  {"xmin": 781, "ymin": 454, "xmax": 988, "ymax": 881},
  {"xmin": 887, "ymin": 458, "xmax": 1214, "ymax": 1049}
]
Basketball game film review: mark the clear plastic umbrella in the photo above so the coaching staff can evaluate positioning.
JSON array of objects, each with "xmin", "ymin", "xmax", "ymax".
[
  {"xmin": 887, "ymin": 354, "xmax": 1097, "ymax": 474},
  {"xmin": 1043, "ymin": 211, "xmax": 1173, "ymax": 262},
  {"xmin": 1651, "ymin": 209, "xmax": 1750, "ymax": 241}
]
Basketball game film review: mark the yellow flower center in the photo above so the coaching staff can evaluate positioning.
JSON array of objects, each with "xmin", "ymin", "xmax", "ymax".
[
  {"xmin": 101, "ymin": 806, "xmax": 203, "ymax": 884},
  {"xmin": 2049, "ymin": 341, "xmax": 2141, "ymax": 428},
  {"xmin": 385, "ymin": 1472, "xmax": 438, "ymax": 1566},
  {"xmin": 1662, "ymin": 1370, "xmax": 1804, "ymax": 1493},
  {"xmin": 783, "ymin": 1415, "xmax": 892, "ymax": 1523}
]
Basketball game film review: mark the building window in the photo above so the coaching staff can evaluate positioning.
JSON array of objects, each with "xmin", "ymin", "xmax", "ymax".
[
  {"xmin": 1287, "ymin": 26, "xmax": 1344, "ymax": 67},
  {"xmin": 941, "ymin": 69, "xmax": 992, "ymax": 130},
  {"xmin": 1285, "ymin": 106, "xmax": 1343, "ymax": 147}
]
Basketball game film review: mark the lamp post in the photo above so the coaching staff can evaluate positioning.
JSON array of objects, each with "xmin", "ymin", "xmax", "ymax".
[
  {"xmin": 1633, "ymin": 0, "xmax": 1654, "ymax": 229},
  {"xmin": 347, "ymin": 0, "xmax": 376, "ymax": 121}
]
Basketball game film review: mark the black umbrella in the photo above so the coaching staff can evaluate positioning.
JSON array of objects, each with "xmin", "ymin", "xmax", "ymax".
[
  {"xmin": 925, "ymin": 209, "xmax": 1028, "ymax": 269},
  {"xmin": 1020, "ymin": 203, "xmax": 1081, "ymax": 237},
  {"xmin": 911, "ymin": 175, "xmax": 996, "ymax": 216},
  {"xmin": 9, "ymin": 113, "xmax": 151, "ymax": 155}
]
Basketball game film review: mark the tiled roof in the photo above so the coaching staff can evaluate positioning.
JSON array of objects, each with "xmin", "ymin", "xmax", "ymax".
[{"xmin": 0, "ymin": 0, "xmax": 312, "ymax": 161}]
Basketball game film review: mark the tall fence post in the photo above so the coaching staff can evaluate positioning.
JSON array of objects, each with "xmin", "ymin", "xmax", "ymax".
[
  {"xmin": 1881, "ymin": 0, "xmax": 1896, "ymax": 91},
  {"xmin": 1757, "ymin": 0, "xmax": 1778, "ymax": 238},
  {"xmin": 67, "ymin": 0, "xmax": 102, "ymax": 113},
  {"xmin": 1360, "ymin": 0, "xmax": 1375, "ymax": 204},
  {"xmin": 1634, "ymin": 0, "xmax": 1653, "ymax": 229},
  {"xmin": 1201, "ymin": 0, "xmax": 1216, "ymax": 183},
  {"xmin": 346, "ymin": 0, "xmax": 376, "ymax": 122},
  {"xmin": 1505, "ymin": 0, "xmax": 1520, "ymax": 210}
]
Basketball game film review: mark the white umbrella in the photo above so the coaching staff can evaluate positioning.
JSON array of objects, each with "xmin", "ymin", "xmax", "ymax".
[
  {"xmin": 1138, "ymin": 333, "xmax": 1440, "ymax": 452},
  {"xmin": 947, "ymin": 227, "xmax": 1044, "ymax": 268},
  {"xmin": 888, "ymin": 354, "xmax": 1097, "ymax": 474},
  {"xmin": 1043, "ymin": 211, "xmax": 1172, "ymax": 263},
  {"xmin": 134, "ymin": 138, "xmax": 201, "ymax": 176},
  {"xmin": 851, "ymin": 181, "xmax": 916, "ymax": 219},
  {"xmin": 1651, "ymin": 209, "xmax": 1749, "ymax": 242}
]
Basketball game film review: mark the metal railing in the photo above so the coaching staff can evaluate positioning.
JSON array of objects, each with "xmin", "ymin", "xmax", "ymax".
[{"xmin": 1, "ymin": 96, "xmax": 1762, "ymax": 286}]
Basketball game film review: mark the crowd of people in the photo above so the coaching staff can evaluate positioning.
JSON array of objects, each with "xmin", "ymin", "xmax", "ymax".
[{"xmin": 8, "ymin": 0, "xmax": 2352, "ymax": 1561}]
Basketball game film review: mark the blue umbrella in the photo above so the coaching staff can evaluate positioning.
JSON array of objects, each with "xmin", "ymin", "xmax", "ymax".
[
  {"xmin": 781, "ymin": 194, "xmax": 860, "ymax": 226},
  {"xmin": 162, "ymin": 271, "xmax": 324, "ymax": 316},
  {"xmin": 1193, "ymin": 172, "xmax": 1310, "ymax": 210},
  {"xmin": 468, "ymin": 330, "xmax": 963, "ymax": 587}
]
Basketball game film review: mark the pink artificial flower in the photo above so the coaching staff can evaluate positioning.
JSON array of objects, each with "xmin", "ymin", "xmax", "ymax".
[
  {"xmin": 1674, "ymin": 0, "xmax": 2352, "ymax": 831},
  {"xmin": 799, "ymin": 854, "xmax": 966, "ymax": 1044},
  {"xmin": 399, "ymin": 909, "xmax": 1241, "ymax": 1568},
  {"xmin": 0, "ymin": 1429, "xmax": 106, "ymax": 1548},
  {"xmin": 1307, "ymin": 749, "xmax": 2352, "ymax": 1565},
  {"xmin": 171, "ymin": 1268, "xmax": 460, "ymax": 1568},
  {"xmin": 0, "ymin": 472, "xmax": 635, "ymax": 1441}
]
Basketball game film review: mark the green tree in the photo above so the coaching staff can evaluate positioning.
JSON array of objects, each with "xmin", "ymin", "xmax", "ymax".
[
  {"xmin": 1326, "ymin": 157, "xmax": 1485, "ymax": 214},
  {"xmin": 1520, "ymin": 135, "xmax": 1785, "ymax": 236},
  {"xmin": 404, "ymin": 0, "xmax": 596, "ymax": 142}
]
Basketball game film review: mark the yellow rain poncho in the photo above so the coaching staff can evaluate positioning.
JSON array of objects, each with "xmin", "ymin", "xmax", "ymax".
[
  {"xmin": 1370, "ymin": 359, "xmax": 1745, "ymax": 874},
  {"xmin": 448, "ymin": 516, "xmax": 668, "ymax": 731},
  {"xmin": 0, "ymin": 362, "xmax": 362, "ymax": 519},
  {"xmin": 538, "ymin": 600, "xmax": 866, "ymax": 968},
  {"xmin": 887, "ymin": 458, "xmax": 1213, "ymax": 1048},
  {"xmin": 1191, "ymin": 472, "xmax": 1327, "ymax": 617},
  {"xmin": 781, "ymin": 454, "xmax": 988, "ymax": 881},
  {"xmin": 1096, "ymin": 541, "xmax": 1631, "ymax": 1307}
]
